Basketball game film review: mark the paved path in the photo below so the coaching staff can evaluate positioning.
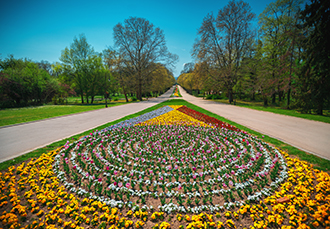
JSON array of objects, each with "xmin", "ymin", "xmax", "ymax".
[
  {"xmin": 1, "ymin": 85, "xmax": 329, "ymax": 163},
  {"xmin": 178, "ymin": 86, "xmax": 330, "ymax": 161},
  {"xmin": 0, "ymin": 87, "xmax": 175, "ymax": 163}
]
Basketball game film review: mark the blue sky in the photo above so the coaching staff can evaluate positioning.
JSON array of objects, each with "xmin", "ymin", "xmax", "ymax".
[{"xmin": 1, "ymin": 0, "xmax": 276, "ymax": 77}]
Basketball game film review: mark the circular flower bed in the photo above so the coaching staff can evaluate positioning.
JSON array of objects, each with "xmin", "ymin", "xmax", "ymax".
[
  {"xmin": 0, "ymin": 105, "xmax": 329, "ymax": 229},
  {"xmin": 53, "ymin": 107, "xmax": 287, "ymax": 215}
]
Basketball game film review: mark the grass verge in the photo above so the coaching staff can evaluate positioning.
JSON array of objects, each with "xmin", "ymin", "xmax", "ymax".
[
  {"xmin": 0, "ymin": 101, "xmax": 131, "ymax": 127},
  {"xmin": 1, "ymin": 99, "xmax": 328, "ymax": 172},
  {"xmin": 213, "ymin": 99, "xmax": 330, "ymax": 124}
]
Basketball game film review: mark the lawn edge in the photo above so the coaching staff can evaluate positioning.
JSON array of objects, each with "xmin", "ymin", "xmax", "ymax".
[{"xmin": 1, "ymin": 98, "xmax": 328, "ymax": 172}]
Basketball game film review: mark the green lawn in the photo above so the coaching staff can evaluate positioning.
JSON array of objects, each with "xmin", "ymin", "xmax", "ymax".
[
  {"xmin": 1, "ymin": 99, "xmax": 329, "ymax": 173},
  {"xmin": 213, "ymin": 99, "xmax": 330, "ymax": 124},
  {"xmin": 0, "ymin": 101, "xmax": 129, "ymax": 127}
]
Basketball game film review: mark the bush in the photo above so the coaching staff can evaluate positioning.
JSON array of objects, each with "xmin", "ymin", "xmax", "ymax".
[
  {"xmin": 206, "ymin": 94, "xmax": 223, "ymax": 100},
  {"xmin": 131, "ymin": 96, "xmax": 138, "ymax": 102},
  {"xmin": 212, "ymin": 94, "xmax": 223, "ymax": 100},
  {"xmin": 113, "ymin": 97, "xmax": 119, "ymax": 101},
  {"xmin": 206, "ymin": 94, "xmax": 213, "ymax": 100}
]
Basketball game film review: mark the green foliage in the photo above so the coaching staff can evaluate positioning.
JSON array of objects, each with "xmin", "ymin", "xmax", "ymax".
[
  {"xmin": 294, "ymin": 0, "xmax": 330, "ymax": 115},
  {"xmin": 0, "ymin": 57, "xmax": 59, "ymax": 108},
  {"xmin": 58, "ymin": 34, "xmax": 107, "ymax": 104}
]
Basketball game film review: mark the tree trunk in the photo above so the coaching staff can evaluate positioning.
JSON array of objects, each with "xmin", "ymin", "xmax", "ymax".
[
  {"xmin": 263, "ymin": 96, "xmax": 268, "ymax": 106},
  {"xmin": 123, "ymin": 88, "xmax": 129, "ymax": 103},
  {"xmin": 287, "ymin": 83, "xmax": 291, "ymax": 109},
  {"xmin": 271, "ymin": 93, "xmax": 276, "ymax": 104},
  {"xmin": 228, "ymin": 88, "xmax": 233, "ymax": 103},
  {"xmin": 278, "ymin": 85, "xmax": 282, "ymax": 102},
  {"xmin": 80, "ymin": 91, "xmax": 84, "ymax": 104},
  {"xmin": 316, "ymin": 95, "xmax": 323, "ymax": 115}
]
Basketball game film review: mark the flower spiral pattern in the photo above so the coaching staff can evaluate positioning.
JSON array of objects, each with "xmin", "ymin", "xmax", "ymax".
[{"xmin": 53, "ymin": 106, "xmax": 287, "ymax": 214}]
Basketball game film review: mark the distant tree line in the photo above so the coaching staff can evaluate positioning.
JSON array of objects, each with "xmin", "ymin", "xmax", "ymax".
[
  {"xmin": 0, "ymin": 57, "xmax": 74, "ymax": 108},
  {"xmin": 178, "ymin": 0, "xmax": 329, "ymax": 115},
  {"xmin": 0, "ymin": 17, "xmax": 177, "ymax": 109}
]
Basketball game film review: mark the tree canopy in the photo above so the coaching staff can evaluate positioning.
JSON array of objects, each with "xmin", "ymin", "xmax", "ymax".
[{"xmin": 113, "ymin": 17, "xmax": 178, "ymax": 100}]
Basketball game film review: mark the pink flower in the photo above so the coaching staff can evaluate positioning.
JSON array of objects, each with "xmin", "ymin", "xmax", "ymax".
[
  {"xmin": 114, "ymin": 171, "xmax": 118, "ymax": 175},
  {"xmin": 73, "ymin": 165, "xmax": 76, "ymax": 169},
  {"xmin": 106, "ymin": 166, "xmax": 109, "ymax": 171},
  {"xmin": 118, "ymin": 182, "xmax": 123, "ymax": 188},
  {"xmin": 193, "ymin": 175, "xmax": 197, "ymax": 179},
  {"xmin": 98, "ymin": 178, "xmax": 102, "ymax": 182},
  {"xmin": 114, "ymin": 181, "xmax": 117, "ymax": 186},
  {"xmin": 160, "ymin": 177, "xmax": 164, "ymax": 181},
  {"xmin": 193, "ymin": 167, "xmax": 196, "ymax": 171},
  {"xmin": 223, "ymin": 183, "xmax": 227, "ymax": 188},
  {"xmin": 178, "ymin": 185, "xmax": 182, "ymax": 190},
  {"xmin": 126, "ymin": 183, "xmax": 130, "ymax": 188}
]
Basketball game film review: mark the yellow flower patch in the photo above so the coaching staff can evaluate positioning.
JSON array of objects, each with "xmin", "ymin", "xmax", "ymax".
[
  {"xmin": 168, "ymin": 105, "xmax": 183, "ymax": 109},
  {"xmin": 136, "ymin": 109, "xmax": 211, "ymax": 127}
]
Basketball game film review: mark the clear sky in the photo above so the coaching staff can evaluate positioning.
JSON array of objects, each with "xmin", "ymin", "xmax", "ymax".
[{"xmin": 1, "ymin": 0, "xmax": 276, "ymax": 77}]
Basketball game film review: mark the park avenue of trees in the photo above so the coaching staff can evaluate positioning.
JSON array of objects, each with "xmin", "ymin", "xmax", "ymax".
[
  {"xmin": 178, "ymin": 0, "xmax": 329, "ymax": 115},
  {"xmin": 0, "ymin": 17, "xmax": 177, "ymax": 108},
  {"xmin": 1, "ymin": 0, "xmax": 329, "ymax": 115}
]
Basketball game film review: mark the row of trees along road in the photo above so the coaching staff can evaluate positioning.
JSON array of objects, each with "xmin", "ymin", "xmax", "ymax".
[
  {"xmin": 178, "ymin": 0, "xmax": 330, "ymax": 115},
  {"xmin": 55, "ymin": 17, "xmax": 177, "ymax": 104},
  {"xmin": 0, "ymin": 17, "xmax": 177, "ymax": 108}
]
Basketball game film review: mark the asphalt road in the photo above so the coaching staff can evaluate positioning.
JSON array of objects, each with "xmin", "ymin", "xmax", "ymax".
[
  {"xmin": 1, "ymin": 85, "xmax": 329, "ymax": 163},
  {"xmin": 0, "ymin": 87, "xmax": 175, "ymax": 163},
  {"xmin": 178, "ymin": 85, "xmax": 330, "ymax": 161}
]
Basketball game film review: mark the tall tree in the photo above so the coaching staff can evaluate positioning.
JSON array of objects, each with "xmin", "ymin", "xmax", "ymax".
[
  {"xmin": 258, "ymin": 0, "xmax": 303, "ymax": 104},
  {"xmin": 113, "ymin": 17, "xmax": 178, "ymax": 100},
  {"xmin": 59, "ymin": 34, "xmax": 96, "ymax": 103},
  {"xmin": 297, "ymin": 0, "xmax": 330, "ymax": 115},
  {"xmin": 193, "ymin": 0, "xmax": 256, "ymax": 103}
]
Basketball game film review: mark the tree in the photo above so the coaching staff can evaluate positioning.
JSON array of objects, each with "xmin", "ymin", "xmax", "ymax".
[
  {"xmin": 258, "ymin": 0, "xmax": 304, "ymax": 104},
  {"xmin": 113, "ymin": 17, "xmax": 178, "ymax": 101},
  {"xmin": 296, "ymin": 0, "xmax": 330, "ymax": 115},
  {"xmin": 59, "ymin": 34, "xmax": 96, "ymax": 103},
  {"xmin": 0, "ymin": 57, "xmax": 58, "ymax": 107},
  {"xmin": 103, "ymin": 48, "xmax": 132, "ymax": 102},
  {"xmin": 193, "ymin": 0, "xmax": 256, "ymax": 103},
  {"xmin": 181, "ymin": 62, "xmax": 194, "ymax": 74}
]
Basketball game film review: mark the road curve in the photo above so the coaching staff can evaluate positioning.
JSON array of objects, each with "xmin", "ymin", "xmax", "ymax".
[
  {"xmin": 0, "ymin": 87, "xmax": 175, "ymax": 163},
  {"xmin": 178, "ymin": 85, "xmax": 330, "ymax": 161}
]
